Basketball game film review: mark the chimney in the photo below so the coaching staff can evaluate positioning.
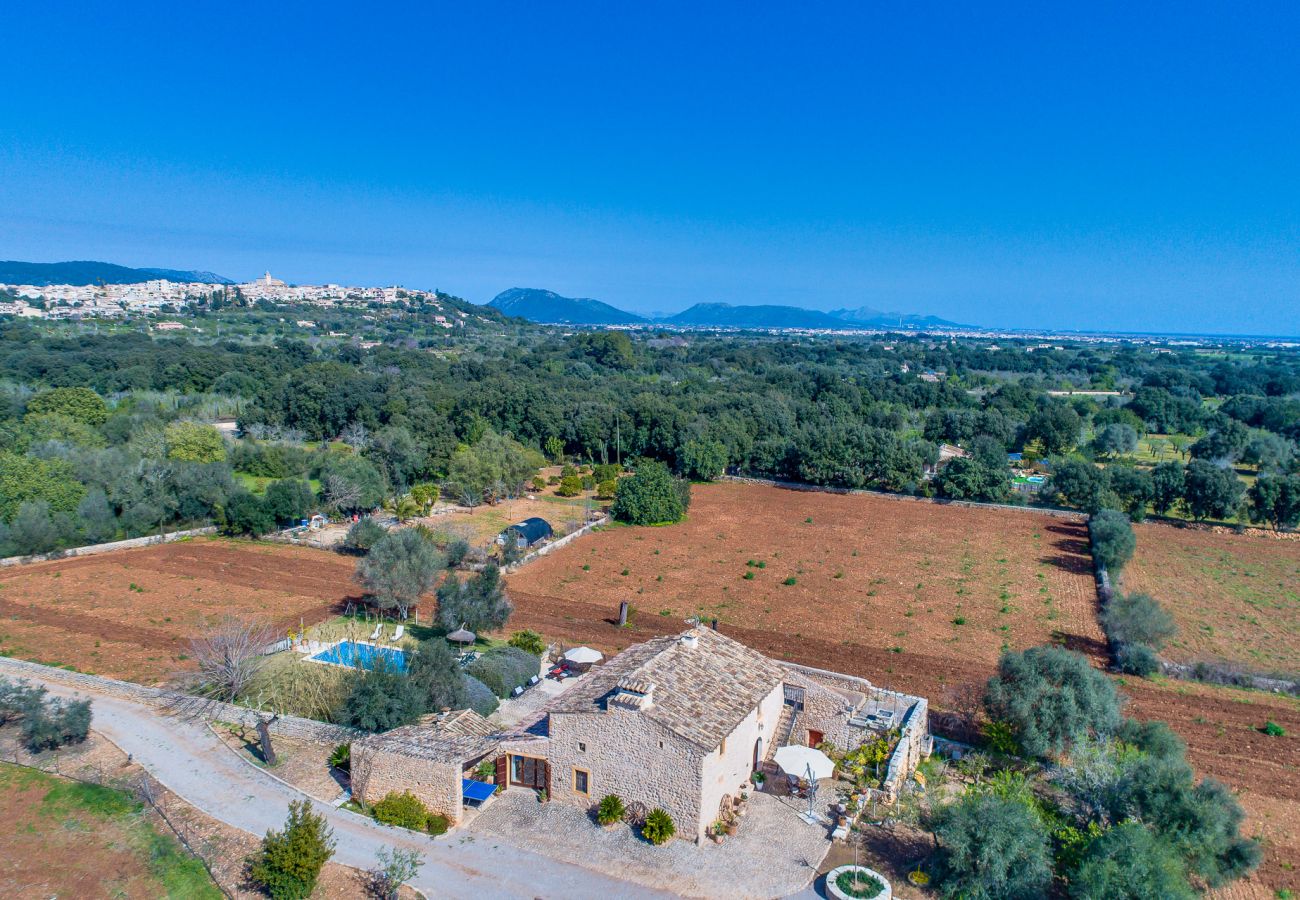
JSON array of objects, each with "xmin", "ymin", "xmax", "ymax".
[
  {"xmin": 680, "ymin": 633, "xmax": 699, "ymax": 650},
  {"xmin": 711, "ymin": 618, "xmax": 718, "ymax": 631}
]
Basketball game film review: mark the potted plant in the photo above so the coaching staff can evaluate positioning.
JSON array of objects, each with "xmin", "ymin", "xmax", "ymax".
[
  {"xmin": 751, "ymin": 771, "xmax": 766, "ymax": 788},
  {"xmin": 710, "ymin": 821, "xmax": 726, "ymax": 843}
]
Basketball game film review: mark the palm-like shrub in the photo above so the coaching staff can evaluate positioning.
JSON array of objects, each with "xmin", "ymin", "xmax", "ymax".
[
  {"xmin": 642, "ymin": 808, "xmax": 675, "ymax": 845},
  {"xmin": 596, "ymin": 794, "xmax": 625, "ymax": 826}
]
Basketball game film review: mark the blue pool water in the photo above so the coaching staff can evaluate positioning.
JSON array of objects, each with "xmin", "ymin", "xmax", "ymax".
[{"xmin": 310, "ymin": 640, "xmax": 408, "ymax": 673}]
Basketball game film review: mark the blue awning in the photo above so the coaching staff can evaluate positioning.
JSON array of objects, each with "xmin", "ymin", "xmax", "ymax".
[{"xmin": 462, "ymin": 779, "xmax": 496, "ymax": 803}]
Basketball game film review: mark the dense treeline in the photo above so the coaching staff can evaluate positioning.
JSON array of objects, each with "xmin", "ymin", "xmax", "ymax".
[{"xmin": 1, "ymin": 316, "xmax": 1298, "ymax": 555}]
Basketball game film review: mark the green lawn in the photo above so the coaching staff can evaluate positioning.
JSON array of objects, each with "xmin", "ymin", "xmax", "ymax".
[{"xmin": 234, "ymin": 471, "xmax": 322, "ymax": 495}]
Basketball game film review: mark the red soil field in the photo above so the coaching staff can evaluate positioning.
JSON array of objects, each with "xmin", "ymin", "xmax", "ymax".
[
  {"xmin": 0, "ymin": 539, "xmax": 357, "ymax": 684},
  {"xmin": 507, "ymin": 483, "xmax": 1300, "ymax": 894},
  {"xmin": 509, "ymin": 482, "xmax": 1104, "ymax": 684},
  {"xmin": 1124, "ymin": 522, "xmax": 1300, "ymax": 675}
]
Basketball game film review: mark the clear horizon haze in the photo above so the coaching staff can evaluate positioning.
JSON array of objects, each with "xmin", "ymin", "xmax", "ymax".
[{"xmin": 2, "ymin": 2, "xmax": 1298, "ymax": 335}]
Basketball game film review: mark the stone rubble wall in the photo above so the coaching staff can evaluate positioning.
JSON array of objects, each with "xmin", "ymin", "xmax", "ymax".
[
  {"xmin": 350, "ymin": 744, "xmax": 464, "ymax": 825},
  {"xmin": 0, "ymin": 526, "xmax": 218, "ymax": 568},
  {"xmin": 0, "ymin": 655, "xmax": 357, "ymax": 745}
]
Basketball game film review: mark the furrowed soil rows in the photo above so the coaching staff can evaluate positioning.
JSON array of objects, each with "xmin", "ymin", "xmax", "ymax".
[
  {"xmin": 0, "ymin": 539, "xmax": 357, "ymax": 683},
  {"xmin": 507, "ymin": 482, "xmax": 1299, "ymax": 895},
  {"xmin": 508, "ymin": 481, "xmax": 1104, "ymax": 676},
  {"xmin": 1124, "ymin": 522, "xmax": 1300, "ymax": 674}
]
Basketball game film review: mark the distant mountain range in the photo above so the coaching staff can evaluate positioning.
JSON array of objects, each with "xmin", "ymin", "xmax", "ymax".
[
  {"xmin": 488, "ymin": 288, "xmax": 968, "ymax": 330},
  {"xmin": 489, "ymin": 287, "xmax": 647, "ymax": 325},
  {"xmin": 0, "ymin": 260, "xmax": 234, "ymax": 286}
]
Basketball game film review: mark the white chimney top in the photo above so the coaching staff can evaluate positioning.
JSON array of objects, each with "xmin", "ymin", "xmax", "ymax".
[{"xmin": 680, "ymin": 633, "xmax": 699, "ymax": 649}]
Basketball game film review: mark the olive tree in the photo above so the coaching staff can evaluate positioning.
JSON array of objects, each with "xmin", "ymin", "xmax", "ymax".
[
  {"xmin": 985, "ymin": 646, "xmax": 1122, "ymax": 760},
  {"xmin": 356, "ymin": 528, "xmax": 444, "ymax": 620},
  {"xmin": 929, "ymin": 792, "xmax": 1052, "ymax": 900},
  {"xmin": 1088, "ymin": 509, "xmax": 1136, "ymax": 575}
]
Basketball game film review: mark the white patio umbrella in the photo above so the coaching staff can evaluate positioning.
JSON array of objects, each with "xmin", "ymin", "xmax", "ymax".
[
  {"xmin": 563, "ymin": 646, "xmax": 603, "ymax": 665},
  {"xmin": 773, "ymin": 744, "xmax": 835, "ymax": 781}
]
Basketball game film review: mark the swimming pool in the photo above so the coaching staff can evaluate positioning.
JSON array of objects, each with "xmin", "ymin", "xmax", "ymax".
[{"xmin": 309, "ymin": 640, "xmax": 408, "ymax": 673}]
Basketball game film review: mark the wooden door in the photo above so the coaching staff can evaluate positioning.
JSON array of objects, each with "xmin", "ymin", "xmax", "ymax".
[{"xmin": 807, "ymin": 729, "xmax": 824, "ymax": 748}]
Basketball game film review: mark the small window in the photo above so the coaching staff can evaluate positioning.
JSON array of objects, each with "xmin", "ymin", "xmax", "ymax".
[
  {"xmin": 658, "ymin": 740, "xmax": 664, "ymax": 749},
  {"xmin": 719, "ymin": 737, "xmax": 727, "ymax": 756},
  {"xmin": 573, "ymin": 768, "xmax": 590, "ymax": 795},
  {"xmin": 578, "ymin": 742, "xmax": 586, "ymax": 753}
]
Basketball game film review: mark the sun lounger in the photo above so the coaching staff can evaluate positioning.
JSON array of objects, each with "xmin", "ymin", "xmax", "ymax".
[
  {"xmin": 369, "ymin": 623, "xmax": 383, "ymax": 641},
  {"xmin": 392, "ymin": 625, "xmax": 404, "ymax": 641}
]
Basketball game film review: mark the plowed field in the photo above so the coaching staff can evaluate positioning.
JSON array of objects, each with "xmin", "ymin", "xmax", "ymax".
[
  {"xmin": 506, "ymin": 482, "xmax": 1300, "ymax": 895},
  {"xmin": 1124, "ymin": 522, "xmax": 1300, "ymax": 675},
  {"xmin": 0, "ymin": 539, "xmax": 356, "ymax": 684}
]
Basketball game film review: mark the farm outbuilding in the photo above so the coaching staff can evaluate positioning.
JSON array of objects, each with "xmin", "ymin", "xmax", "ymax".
[{"xmin": 498, "ymin": 517, "xmax": 553, "ymax": 548}]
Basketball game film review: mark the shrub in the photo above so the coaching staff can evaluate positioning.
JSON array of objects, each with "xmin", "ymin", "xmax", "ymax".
[
  {"xmin": 1069, "ymin": 821, "xmax": 1193, "ymax": 900},
  {"xmin": 985, "ymin": 646, "xmax": 1122, "ymax": 760},
  {"xmin": 1115, "ymin": 642, "xmax": 1161, "ymax": 677},
  {"xmin": 372, "ymin": 791, "xmax": 431, "ymax": 831},
  {"xmin": 426, "ymin": 813, "xmax": 449, "ymax": 836},
  {"xmin": 555, "ymin": 476, "xmax": 583, "ymax": 497},
  {"xmin": 467, "ymin": 645, "xmax": 539, "ymax": 698},
  {"xmin": 1089, "ymin": 510, "xmax": 1136, "ymax": 575},
  {"xmin": 328, "ymin": 744, "xmax": 350, "ymax": 771},
  {"xmin": 342, "ymin": 518, "xmax": 386, "ymax": 554},
  {"xmin": 460, "ymin": 674, "xmax": 499, "ymax": 717},
  {"xmin": 248, "ymin": 800, "xmax": 336, "ymax": 900},
  {"xmin": 642, "ymin": 808, "xmax": 675, "ymax": 845},
  {"xmin": 0, "ymin": 677, "xmax": 45, "ymax": 725},
  {"xmin": 1263, "ymin": 721, "xmax": 1286, "ymax": 737},
  {"xmin": 369, "ymin": 846, "xmax": 423, "ymax": 900},
  {"xmin": 930, "ymin": 792, "xmax": 1052, "ymax": 900},
  {"xmin": 595, "ymin": 479, "xmax": 618, "ymax": 500},
  {"xmin": 21, "ymin": 697, "xmax": 92, "ymax": 752},
  {"xmin": 530, "ymin": 476, "xmax": 546, "ymax": 492},
  {"xmin": 611, "ymin": 460, "xmax": 690, "ymax": 525},
  {"xmin": 596, "ymin": 794, "xmax": 625, "ymax": 826},
  {"xmin": 835, "ymin": 869, "xmax": 886, "ymax": 899},
  {"xmin": 782, "ymin": 576, "xmax": 797, "ymax": 586},
  {"xmin": 508, "ymin": 629, "xmax": 547, "ymax": 656},
  {"xmin": 1104, "ymin": 593, "xmax": 1176, "ymax": 651}
]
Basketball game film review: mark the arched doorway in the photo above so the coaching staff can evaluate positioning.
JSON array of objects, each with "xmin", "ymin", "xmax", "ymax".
[{"xmin": 752, "ymin": 736, "xmax": 763, "ymax": 771}]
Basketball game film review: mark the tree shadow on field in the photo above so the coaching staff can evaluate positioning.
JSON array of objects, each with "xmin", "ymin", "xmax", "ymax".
[
  {"xmin": 1053, "ymin": 629, "xmax": 1109, "ymax": 661},
  {"xmin": 1040, "ymin": 553, "xmax": 1092, "ymax": 575}
]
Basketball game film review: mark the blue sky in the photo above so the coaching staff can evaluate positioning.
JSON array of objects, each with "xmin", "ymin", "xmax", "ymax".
[{"xmin": 2, "ymin": 2, "xmax": 1298, "ymax": 335}]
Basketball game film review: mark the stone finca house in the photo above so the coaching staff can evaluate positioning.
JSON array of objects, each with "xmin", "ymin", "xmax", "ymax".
[{"xmin": 350, "ymin": 627, "xmax": 930, "ymax": 841}]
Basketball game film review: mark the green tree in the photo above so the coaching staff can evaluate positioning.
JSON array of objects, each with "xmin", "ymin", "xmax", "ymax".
[
  {"xmin": 444, "ymin": 430, "xmax": 541, "ymax": 506},
  {"xmin": 26, "ymin": 386, "xmax": 109, "ymax": 426},
  {"xmin": 357, "ymin": 528, "xmax": 444, "ymax": 620},
  {"xmin": 1107, "ymin": 467, "xmax": 1153, "ymax": 520},
  {"xmin": 1248, "ymin": 474, "xmax": 1300, "ymax": 531},
  {"xmin": 1049, "ymin": 460, "xmax": 1114, "ymax": 514},
  {"xmin": 248, "ymin": 800, "xmax": 336, "ymax": 900},
  {"xmin": 164, "ymin": 421, "xmax": 226, "ymax": 463},
  {"xmin": 320, "ymin": 454, "xmax": 387, "ymax": 513},
  {"xmin": 405, "ymin": 638, "xmax": 468, "ymax": 711},
  {"xmin": 985, "ymin": 646, "xmax": 1122, "ymax": 760},
  {"xmin": 1088, "ymin": 509, "xmax": 1136, "ymax": 574},
  {"xmin": 930, "ymin": 792, "xmax": 1052, "ymax": 900},
  {"xmin": 611, "ymin": 459, "xmax": 689, "ymax": 525},
  {"xmin": 22, "ymin": 411, "xmax": 107, "ymax": 448},
  {"xmin": 337, "ymin": 660, "xmax": 424, "ymax": 732},
  {"xmin": 1149, "ymin": 462, "xmax": 1185, "ymax": 516},
  {"xmin": 0, "ymin": 452, "xmax": 86, "ymax": 522},
  {"xmin": 263, "ymin": 479, "xmax": 316, "ymax": 525},
  {"xmin": 1092, "ymin": 423, "xmax": 1139, "ymax": 458},
  {"xmin": 1182, "ymin": 459, "xmax": 1244, "ymax": 521},
  {"xmin": 76, "ymin": 489, "xmax": 118, "ymax": 544},
  {"xmin": 436, "ymin": 563, "xmax": 512, "ymax": 633},
  {"xmin": 1104, "ymin": 593, "xmax": 1176, "ymax": 651},
  {"xmin": 677, "ymin": 438, "xmax": 727, "ymax": 481},
  {"xmin": 8, "ymin": 500, "xmax": 62, "ymax": 555},
  {"xmin": 1026, "ymin": 402, "xmax": 1082, "ymax": 455},
  {"xmin": 936, "ymin": 456, "xmax": 1009, "ymax": 502},
  {"xmin": 508, "ymin": 629, "xmax": 547, "ymax": 655},
  {"xmin": 343, "ymin": 518, "xmax": 386, "ymax": 553},
  {"xmin": 1070, "ymin": 821, "xmax": 1193, "ymax": 900},
  {"xmin": 222, "ymin": 491, "xmax": 274, "ymax": 536}
]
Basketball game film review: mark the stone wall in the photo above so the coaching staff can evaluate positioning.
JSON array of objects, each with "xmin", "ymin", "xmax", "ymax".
[
  {"xmin": 0, "ymin": 655, "xmax": 357, "ymax": 745},
  {"xmin": 548, "ymin": 707, "xmax": 706, "ymax": 840},
  {"xmin": 350, "ymin": 744, "xmax": 464, "ymax": 825},
  {"xmin": 0, "ymin": 527, "xmax": 218, "ymax": 568},
  {"xmin": 720, "ymin": 475, "xmax": 1086, "ymax": 521}
]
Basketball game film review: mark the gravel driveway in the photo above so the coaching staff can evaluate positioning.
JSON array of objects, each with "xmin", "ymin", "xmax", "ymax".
[{"xmin": 28, "ymin": 677, "xmax": 671, "ymax": 900}]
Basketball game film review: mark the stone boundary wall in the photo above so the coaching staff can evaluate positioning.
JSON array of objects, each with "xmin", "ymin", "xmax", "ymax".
[
  {"xmin": 0, "ymin": 655, "xmax": 358, "ymax": 744},
  {"xmin": 505, "ymin": 516, "xmax": 610, "ymax": 572},
  {"xmin": 0, "ymin": 526, "xmax": 218, "ymax": 568},
  {"xmin": 720, "ymin": 475, "xmax": 1086, "ymax": 521},
  {"xmin": 1089, "ymin": 528, "xmax": 1300, "ymax": 696}
]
